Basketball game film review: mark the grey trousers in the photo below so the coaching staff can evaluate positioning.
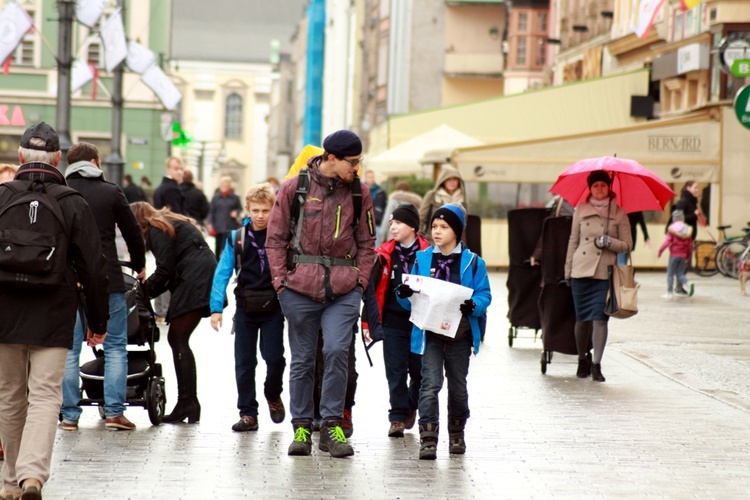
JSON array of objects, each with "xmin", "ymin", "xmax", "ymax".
[
  {"xmin": 278, "ymin": 288, "xmax": 361, "ymax": 424},
  {"xmin": 0, "ymin": 344, "xmax": 67, "ymax": 493}
]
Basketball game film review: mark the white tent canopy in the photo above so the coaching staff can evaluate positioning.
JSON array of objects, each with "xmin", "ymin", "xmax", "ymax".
[{"xmin": 367, "ymin": 124, "xmax": 483, "ymax": 177}]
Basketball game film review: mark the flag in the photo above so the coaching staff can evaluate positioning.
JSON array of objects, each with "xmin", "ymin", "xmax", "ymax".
[
  {"xmin": 0, "ymin": 1, "xmax": 33, "ymax": 65},
  {"xmin": 630, "ymin": 0, "xmax": 667, "ymax": 39},
  {"xmin": 142, "ymin": 65, "xmax": 182, "ymax": 111},
  {"xmin": 71, "ymin": 58, "xmax": 94, "ymax": 92},
  {"xmin": 90, "ymin": 61, "xmax": 99, "ymax": 100},
  {"xmin": 126, "ymin": 40, "xmax": 155, "ymax": 74},
  {"xmin": 101, "ymin": 11, "xmax": 127, "ymax": 72},
  {"xmin": 76, "ymin": 0, "xmax": 107, "ymax": 28},
  {"xmin": 171, "ymin": 122, "xmax": 192, "ymax": 148},
  {"xmin": 2, "ymin": 57, "xmax": 11, "ymax": 76},
  {"xmin": 679, "ymin": 0, "xmax": 700, "ymax": 11}
]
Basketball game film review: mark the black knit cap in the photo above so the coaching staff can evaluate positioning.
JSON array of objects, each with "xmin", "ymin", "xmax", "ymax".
[
  {"xmin": 322, "ymin": 130, "xmax": 362, "ymax": 158},
  {"xmin": 390, "ymin": 204, "xmax": 420, "ymax": 231},
  {"xmin": 587, "ymin": 170, "xmax": 612, "ymax": 188},
  {"xmin": 21, "ymin": 122, "xmax": 60, "ymax": 152},
  {"xmin": 431, "ymin": 203, "xmax": 465, "ymax": 240}
]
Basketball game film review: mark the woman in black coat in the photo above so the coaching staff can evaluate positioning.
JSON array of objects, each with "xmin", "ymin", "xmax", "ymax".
[
  {"xmin": 131, "ymin": 202, "xmax": 217, "ymax": 424},
  {"xmin": 667, "ymin": 180, "xmax": 700, "ymax": 240}
]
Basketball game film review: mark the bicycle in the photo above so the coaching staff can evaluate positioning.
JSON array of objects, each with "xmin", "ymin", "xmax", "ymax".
[{"xmin": 691, "ymin": 224, "xmax": 750, "ymax": 278}]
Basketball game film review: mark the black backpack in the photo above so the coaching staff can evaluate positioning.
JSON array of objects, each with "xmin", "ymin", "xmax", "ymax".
[{"xmin": 0, "ymin": 180, "xmax": 78, "ymax": 289}]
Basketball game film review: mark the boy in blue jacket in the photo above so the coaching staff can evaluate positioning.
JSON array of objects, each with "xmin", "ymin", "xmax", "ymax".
[
  {"xmin": 396, "ymin": 203, "xmax": 491, "ymax": 460},
  {"xmin": 210, "ymin": 183, "xmax": 286, "ymax": 432}
]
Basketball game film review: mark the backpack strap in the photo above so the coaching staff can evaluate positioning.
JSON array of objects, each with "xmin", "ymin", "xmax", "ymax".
[
  {"xmin": 290, "ymin": 168, "xmax": 311, "ymax": 253},
  {"xmin": 351, "ymin": 176, "xmax": 362, "ymax": 230}
]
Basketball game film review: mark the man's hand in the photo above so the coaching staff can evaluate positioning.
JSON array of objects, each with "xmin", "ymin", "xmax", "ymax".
[
  {"xmin": 87, "ymin": 329, "xmax": 106, "ymax": 347},
  {"xmin": 395, "ymin": 284, "xmax": 414, "ymax": 298},
  {"xmin": 136, "ymin": 267, "xmax": 146, "ymax": 283},
  {"xmin": 210, "ymin": 313, "xmax": 223, "ymax": 332},
  {"xmin": 362, "ymin": 328, "xmax": 371, "ymax": 343},
  {"xmin": 459, "ymin": 299, "xmax": 475, "ymax": 315}
]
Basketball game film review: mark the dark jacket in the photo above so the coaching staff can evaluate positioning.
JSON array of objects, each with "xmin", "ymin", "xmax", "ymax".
[
  {"xmin": 181, "ymin": 182, "xmax": 209, "ymax": 223},
  {"xmin": 122, "ymin": 182, "xmax": 147, "ymax": 203},
  {"xmin": 153, "ymin": 177, "xmax": 185, "ymax": 214},
  {"xmin": 369, "ymin": 183, "xmax": 387, "ymax": 226},
  {"xmin": 627, "ymin": 212, "xmax": 650, "ymax": 251},
  {"xmin": 266, "ymin": 160, "xmax": 377, "ymax": 302},
  {"xmin": 65, "ymin": 161, "xmax": 146, "ymax": 293},
  {"xmin": 667, "ymin": 190, "xmax": 699, "ymax": 240},
  {"xmin": 0, "ymin": 162, "xmax": 109, "ymax": 347},
  {"xmin": 208, "ymin": 190, "xmax": 242, "ymax": 233},
  {"xmin": 145, "ymin": 219, "xmax": 217, "ymax": 322}
]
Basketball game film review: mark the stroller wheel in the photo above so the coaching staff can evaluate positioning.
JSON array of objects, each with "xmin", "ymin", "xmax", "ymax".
[
  {"xmin": 147, "ymin": 378, "xmax": 166, "ymax": 425},
  {"xmin": 540, "ymin": 351, "xmax": 548, "ymax": 374},
  {"xmin": 98, "ymin": 406, "xmax": 106, "ymax": 420},
  {"xmin": 508, "ymin": 327, "xmax": 514, "ymax": 347}
]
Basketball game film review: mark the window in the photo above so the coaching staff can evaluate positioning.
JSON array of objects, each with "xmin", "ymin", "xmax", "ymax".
[
  {"xmin": 87, "ymin": 41, "xmax": 103, "ymax": 69},
  {"xmin": 224, "ymin": 93, "xmax": 243, "ymax": 139},
  {"xmin": 539, "ymin": 12, "xmax": 548, "ymax": 32},
  {"xmin": 516, "ymin": 36, "xmax": 527, "ymax": 66},
  {"xmin": 674, "ymin": 11, "xmax": 683, "ymax": 41},
  {"xmin": 536, "ymin": 37, "xmax": 546, "ymax": 66},
  {"xmin": 13, "ymin": 5, "xmax": 36, "ymax": 66},
  {"xmin": 518, "ymin": 12, "xmax": 528, "ymax": 32}
]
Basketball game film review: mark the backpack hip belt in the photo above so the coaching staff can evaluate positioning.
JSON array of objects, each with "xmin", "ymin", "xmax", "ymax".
[{"xmin": 292, "ymin": 254, "xmax": 355, "ymax": 267}]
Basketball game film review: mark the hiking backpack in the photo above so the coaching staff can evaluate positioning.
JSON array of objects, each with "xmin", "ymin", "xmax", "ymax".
[{"xmin": 0, "ymin": 180, "xmax": 78, "ymax": 289}]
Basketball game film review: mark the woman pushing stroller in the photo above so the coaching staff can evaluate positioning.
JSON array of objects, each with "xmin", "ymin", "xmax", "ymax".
[{"xmin": 130, "ymin": 202, "xmax": 217, "ymax": 423}]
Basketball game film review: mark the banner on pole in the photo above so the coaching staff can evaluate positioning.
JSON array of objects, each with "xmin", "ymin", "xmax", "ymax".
[
  {"xmin": 630, "ymin": 0, "xmax": 667, "ymax": 39},
  {"xmin": 126, "ymin": 41, "xmax": 155, "ymax": 74},
  {"xmin": 101, "ymin": 10, "xmax": 127, "ymax": 72},
  {"xmin": 142, "ymin": 65, "xmax": 182, "ymax": 111},
  {"xmin": 76, "ymin": 0, "xmax": 107, "ymax": 28},
  {"xmin": 71, "ymin": 58, "xmax": 94, "ymax": 92},
  {"xmin": 0, "ymin": 2, "xmax": 33, "ymax": 65}
]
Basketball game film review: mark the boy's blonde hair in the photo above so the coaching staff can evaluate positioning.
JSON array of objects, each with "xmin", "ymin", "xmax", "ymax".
[{"xmin": 245, "ymin": 182, "xmax": 276, "ymax": 206}]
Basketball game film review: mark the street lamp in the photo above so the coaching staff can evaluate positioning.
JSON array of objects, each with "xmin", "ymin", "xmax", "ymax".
[
  {"xmin": 102, "ymin": 0, "xmax": 126, "ymax": 185},
  {"xmin": 56, "ymin": 0, "xmax": 75, "ymax": 169}
]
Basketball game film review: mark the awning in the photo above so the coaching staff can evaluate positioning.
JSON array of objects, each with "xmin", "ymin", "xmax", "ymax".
[
  {"xmin": 451, "ymin": 112, "xmax": 720, "ymax": 184},
  {"xmin": 367, "ymin": 124, "xmax": 483, "ymax": 176}
]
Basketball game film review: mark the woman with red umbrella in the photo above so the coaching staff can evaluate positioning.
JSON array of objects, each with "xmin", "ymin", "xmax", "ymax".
[{"xmin": 564, "ymin": 171, "xmax": 632, "ymax": 382}]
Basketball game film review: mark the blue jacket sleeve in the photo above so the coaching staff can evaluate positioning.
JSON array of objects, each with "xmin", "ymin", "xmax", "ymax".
[
  {"xmin": 210, "ymin": 230, "xmax": 237, "ymax": 313},
  {"xmin": 468, "ymin": 256, "xmax": 492, "ymax": 317}
]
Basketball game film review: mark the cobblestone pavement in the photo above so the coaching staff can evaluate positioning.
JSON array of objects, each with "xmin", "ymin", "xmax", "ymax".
[{"xmin": 42, "ymin": 271, "xmax": 750, "ymax": 499}]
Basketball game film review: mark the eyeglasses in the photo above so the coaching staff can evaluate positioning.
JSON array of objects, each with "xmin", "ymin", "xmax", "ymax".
[{"xmin": 340, "ymin": 156, "xmax": 364, "ymax": 167}]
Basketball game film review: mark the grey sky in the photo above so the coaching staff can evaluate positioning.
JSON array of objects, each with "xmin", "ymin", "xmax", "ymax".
[{"xmin": 171, "ymin": 0, "xmax": 307, "ymax": 63}]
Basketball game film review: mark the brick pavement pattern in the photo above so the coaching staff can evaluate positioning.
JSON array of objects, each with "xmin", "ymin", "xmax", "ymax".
[{"xmin": 42, "ymin": 271, "xmax": 750, "ymax": 498}]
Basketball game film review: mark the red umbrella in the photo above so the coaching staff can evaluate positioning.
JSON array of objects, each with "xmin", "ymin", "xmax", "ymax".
[{"xmin": 549, "ymin": 156, "xmax": 674, "ymax": 213}]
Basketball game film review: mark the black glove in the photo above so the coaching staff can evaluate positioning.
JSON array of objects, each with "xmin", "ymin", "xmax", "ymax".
[
  {"xmin": 460, "ymin": 299, "xmax": 475, "ymax": 315},
  {"xmin": 395, "ymin": 284, "xmax": 414, "ymax": 298}
]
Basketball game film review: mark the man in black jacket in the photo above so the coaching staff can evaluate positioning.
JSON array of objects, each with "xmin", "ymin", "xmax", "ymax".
[
  {"xmin": 61, "ymin": 142, "xmax": 147, "ymax": 432},
  {"xmin": 122, "ymin": 174, "xmax": 146, "ymax": 203},
  {"xmin": 181, "ymin": 169, "xmax": 209, "ymax": 224},
  {"xmin": 0, "ymin": 123, "xmax": 109, "ymax": 498},
  {"xmin": 153, "ymin": 156, "xmax": 185, "ymax": 213}
]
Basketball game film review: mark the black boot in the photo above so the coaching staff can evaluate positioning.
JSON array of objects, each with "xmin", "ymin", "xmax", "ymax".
[
  {"xmin": 576, "ymin": 355, "xmax": 592, "ymax": 378},
  {"xmin": 419, "ymin": 423, "xmax": 439, "ymax": 460},
  {"xmin": 163, "ymin": 351, "xmax": 201, "ymax": 423},
  {"xmin": 448, "ymin": 419, "xmax": 466, "ymax": 455},
  {"xmin": 592, "ymin": 363, "xmax": 606, "ymax": 382}
]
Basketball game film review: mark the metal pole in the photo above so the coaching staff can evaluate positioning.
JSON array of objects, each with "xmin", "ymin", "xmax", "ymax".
[
  {"xmin": 103, "ymin": 0, "xmax": 126, "ymax": 185},
  {"xmin": 56, "ymin": 0, "xmax": 75, "ymax": 169}
]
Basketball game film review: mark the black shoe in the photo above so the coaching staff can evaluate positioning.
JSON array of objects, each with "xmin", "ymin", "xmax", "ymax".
[
  {"xmin": 288, "ymin": 424, "xmax": 313, "ymax": 456},
  {"xmin": 576, "ymin": 357, "xmax": 591, "ymax": 378},
  {"xmin": 448, "ymin": 419, "xmax": 466, "ymax": 455},
  {"xmin": 268, "ymin": 399, "xmax": 285, "ymax": 424},
  {"xmin": 232, "ymin": 415, "xmax": 259, "ymax": 432},
  {"xmin": 419, "ymin": 423, "xmax": 439, "ymax": 460},
  {"xmin": 404, "ymin": 410, "xmax": 417, "ymax": 430},
  {"xmin": 162, "ymin": 399, "xmax": 201, "ymax": 424},
  {"xmin": 319, "ymin": 421, "xmax": 354, "ymax": 458},
  {"xmin": 592, "ymin": 363, "xmax": 606, "ymax": 382}
]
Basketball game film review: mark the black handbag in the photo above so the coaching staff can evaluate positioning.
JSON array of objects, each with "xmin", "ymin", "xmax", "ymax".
[{"xmin": 237, "ymin": 288, "xmax": 279, "ymax": 314}]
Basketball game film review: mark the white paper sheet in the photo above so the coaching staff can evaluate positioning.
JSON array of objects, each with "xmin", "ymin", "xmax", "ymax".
[{"xmin": 403, "ymin": 274, "xmax": 473, "ymax": 338}]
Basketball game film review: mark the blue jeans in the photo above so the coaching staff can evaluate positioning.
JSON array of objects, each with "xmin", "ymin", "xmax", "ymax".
[
  {"xmin": 278, "ymin": 288, "xmax": 361, "ymax": 424},
  {"xmin": 61, "ymin": 293, "xmax": 128, "ymax": 421},
  {"xmin": 418, "ymin": 334, "xmax": 472, "ymax": 426},
  {"xmin": 667, "ymin": 256, "xmax": 689, "ymax": 293},
  {"xmin": 233, "ymin": 305, "xmax": 286, "ymax": 418},
  {"xmin": 383, "ymin": 326, "xmax": 422, "ymax": 422}
]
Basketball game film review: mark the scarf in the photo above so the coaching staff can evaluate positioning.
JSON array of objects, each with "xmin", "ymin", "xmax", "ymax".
[
  {"xmin": 589, "ymin": 197, "xmax": 611, "ymax": 218},
  {"xmin": 245, "ymin": 228, "xmax": 267, "ymax": 275},
  {"xmin": 434, "ymin": 187, "xmax": 463, "ymax": 206},
  {"xmin": 394, "ymin": 240, "xmax": 418, "ymax": 274},
  {"xmin": 434, "ymin": 253, "xmax": 456, "ymax": 281}
]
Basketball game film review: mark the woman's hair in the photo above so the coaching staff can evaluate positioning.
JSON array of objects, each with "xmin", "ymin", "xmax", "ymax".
[
  {"xmin": 245, "ymin": 182, "xmax": 275, "ymax": 206},
  {"xmin": 683, "ymin": 180, "xmax": 697, "ymax": 191},
  {"xmin": 395, "ymin": 181, "xmax": 410, "ymax": 191},
  {"xmin": 0, "ymin": 164, "xmax": 17, "ymax": 175},
  {"xmin": 130, "ymin": 201, "xmax": 198, "ymax": 239}
]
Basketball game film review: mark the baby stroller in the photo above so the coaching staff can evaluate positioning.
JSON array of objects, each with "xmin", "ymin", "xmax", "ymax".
[{"xmin": 77, "ymin": 262, "xmax": 166, "ymax": 425}]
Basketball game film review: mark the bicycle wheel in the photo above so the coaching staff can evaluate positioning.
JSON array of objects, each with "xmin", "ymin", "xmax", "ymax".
[
  {"xmin": 692, "ymin": 241, "xmax": 719, "ymax": 276},
  {"xmin": 718, "ymin": 241, "xmax": 748, "ymax": 279}
]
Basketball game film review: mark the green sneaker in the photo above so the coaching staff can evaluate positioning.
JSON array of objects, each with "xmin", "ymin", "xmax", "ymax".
[
  {"xmin": 319, "ymin": 421, "xmax": 354, "ymax": 458},
  {"xmin": 288, "ymin": 424, "xmax": 313, "ymax": 456}
]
